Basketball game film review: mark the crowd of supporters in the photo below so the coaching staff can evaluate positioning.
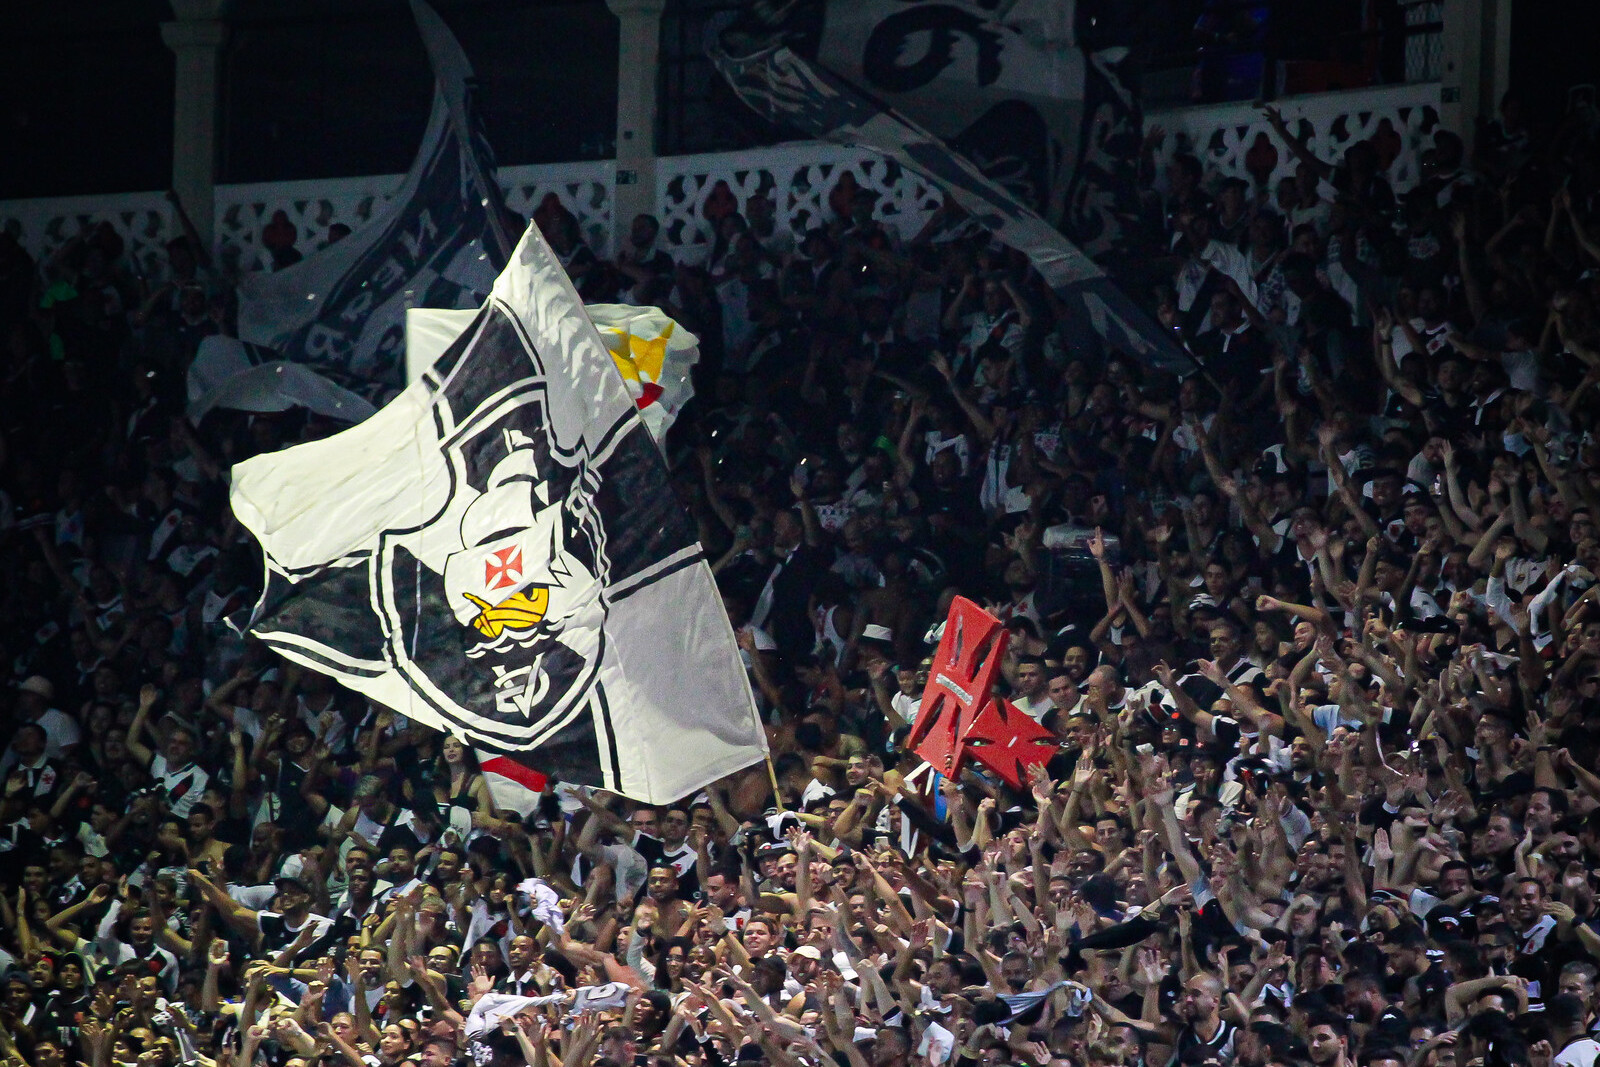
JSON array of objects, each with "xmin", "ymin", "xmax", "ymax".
[{"xmin": 4, "ymin": 88, "xmax": 1600, "ymax": 1067}]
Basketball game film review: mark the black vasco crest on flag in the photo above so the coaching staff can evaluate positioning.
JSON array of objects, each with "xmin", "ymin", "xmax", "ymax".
[
  {"xmin": 377, "ymin": 307, "xmax": 609, "ymax": 747},
  {"xmin": 236, "ymin": 221, "xmax": 767, "ymax": 801},
  {"xmin": 246, "ymin": 295, "xmax": 703, "ymax": 782}
]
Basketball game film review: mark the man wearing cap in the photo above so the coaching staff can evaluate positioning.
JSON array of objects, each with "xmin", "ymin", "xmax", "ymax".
[
  {"xmin": 4, "ymin": 968, "xmax": 42, "ymax": 1034},
  {"xmin": 856, "ymin": 624, "xmax": 896, "ymax": 670},
  {"xmin": 9, "ymin": 675, "xmax": 81, "ymax": 764},
  {"xmin": 188, "ymin": 866, "xmax": 332, "ymax": 965},
  {"xmin": 786, "ymin": 943, "xmax": 825, "ymax": 989}
]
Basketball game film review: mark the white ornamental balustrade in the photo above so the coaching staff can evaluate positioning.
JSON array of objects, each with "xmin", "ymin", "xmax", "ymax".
[
  {"xmin": 1146, "ymin": 82, "xmax": 1442, "ymax": 195},
  {"xmin": 214, "ymin": 173, "xmax": 406, "ymax": 275},
  {"xmin": 498, "ymin": 160, "xmax": 617, "ymax": 259},
  {"xmin": 655, "ymin": 142, "xmax": 944, "ymax": 265},
  {"xmin": 0, "ymin": 191, "xmax": 176, "ymax": 281},
  {"xmin": 0, "ymin": 82, "xmax": 1443, "ymax": 286}
]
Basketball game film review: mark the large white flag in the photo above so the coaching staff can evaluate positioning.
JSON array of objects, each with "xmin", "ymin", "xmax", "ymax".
[{"xmin": 229, "ymin": 222, "xmax": 766, "ymax": 803}]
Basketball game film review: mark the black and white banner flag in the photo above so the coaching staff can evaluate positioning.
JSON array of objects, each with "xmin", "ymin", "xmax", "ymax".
[
  {"xmin": 234, "ymin": 0, "xmax": 511, "ymax": 387},
  {"xmin": 708, "ymin": 31, "xmax": 1189, "ymax": 374},
  {"xmin": 229, "ymin": 223, "xmax": 767, "ymax": 803},
  {"xmin": 714, "ymin": 0, "xmax": 1145, "ymax": 259}
]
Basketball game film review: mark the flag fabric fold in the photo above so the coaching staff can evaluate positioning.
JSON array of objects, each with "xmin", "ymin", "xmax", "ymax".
[
  {"xmin": 406, "ymin": 304, "xmax": 700, "ymax": 443},
  {"xmin": 187, "ymin": 336, "xmax": 378, "ymax": 423},
  {"xmin": 479, "ymin": 751, "xmax": 549, "ymax": 816},
  {"xmin": 584, "ymin": 304, "xmax": 700, "ymax": 442},
  {"xmin": 229, "ymin": 222, "xmax": 767, "ymax": 803}
]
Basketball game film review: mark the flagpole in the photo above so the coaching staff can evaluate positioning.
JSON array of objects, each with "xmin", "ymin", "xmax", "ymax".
[{"xmin": 765, "ymin": 749, "xmax": 786, "ymax": 813}]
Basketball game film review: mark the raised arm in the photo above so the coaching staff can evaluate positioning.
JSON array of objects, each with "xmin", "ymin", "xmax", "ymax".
[
  {"xmin": 126, "ymin": 684, "xmax": 161, "ymax": 769},
  {"xmin": 1261, "ymin": 105, "xmax": 1333, "ymax": 180},
  {"xmin": 188, "ymin": 869, "xmax": 262, "ymax": 948}
]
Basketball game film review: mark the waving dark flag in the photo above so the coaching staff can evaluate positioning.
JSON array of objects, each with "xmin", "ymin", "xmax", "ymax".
[
  {"xmin": 234, "ymin": 0, "xmax": 510, "ymax": 386},
  {"xmin": 708, "ymin": 27, "xmax": 1190, "ymax": 373}
]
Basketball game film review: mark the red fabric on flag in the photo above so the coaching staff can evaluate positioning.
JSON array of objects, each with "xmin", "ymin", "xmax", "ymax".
[
  {"xmin": 481, "ymin": 755, "xmax": 548, "ymax": 792},
  {"xmin": 480, "ymin": 753, "xmax": 549, "ymax": 816}
]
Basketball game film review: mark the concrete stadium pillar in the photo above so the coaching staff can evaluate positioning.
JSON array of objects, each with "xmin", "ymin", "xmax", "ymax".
[
  {"xmin": 161, "ymin": 0, "xmax": 230, "ymax": 250},
  {"xmin": 1439, "ymin": 0, "xmax": 1511, "ymax": 157},
  {"xmin": 605, "ymin": 0, "xmax": 666, "ymax": 253}
]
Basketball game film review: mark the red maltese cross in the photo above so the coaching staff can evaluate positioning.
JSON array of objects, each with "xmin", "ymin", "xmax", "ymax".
[
  {"xmin": 484, "ymin": 546, "xmax": 524, "ymax": 591},
  {"xmin": 906, "ymin": 596, "xmax": 1058, "ymax": 788}
]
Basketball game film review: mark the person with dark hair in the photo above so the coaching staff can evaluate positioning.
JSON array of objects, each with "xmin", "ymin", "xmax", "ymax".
[
  {"xmin": 1455, "ymin": 1009, "xmax": 1528, "ymax": 1067},
  {"xmin": 1305, "ymin": 1012, "xmax": 1352, "ymax": 1066},
  {"xmin": 1011, "ymin": 655, "xmax": 1053, "ymax": 720},
  {"xmin": 1543, "ymin": 993, "xmax": 1600, "ymax": 1066}
]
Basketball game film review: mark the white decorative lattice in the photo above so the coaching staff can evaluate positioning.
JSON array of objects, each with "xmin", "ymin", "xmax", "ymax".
[
  {"xmin": 656, "ymin": 143, "xmax": 944, "ymax": 265},
  {"xmin": 0, "ymin": 82, "xmax": 1446, "ymax": 287},
  {"xmin": 0, "ymin": 192, "xmax": 176, "ymax": 281},
  {"xmin": 499, "ymin": 161, "xmax": 617, "ymax": 259},
  {"xmin": 1146, "ymin": 82, "xmax": 1442, "ymax": 197},
  {"xmin": 214, "ymin": 173, "xmax": 406, "ymax": 276}
]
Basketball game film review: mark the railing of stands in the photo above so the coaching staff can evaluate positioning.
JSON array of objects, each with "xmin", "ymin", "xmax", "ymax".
[
  {"xmin": 653, "ymin": 143, "xmax": 944, "ymax": 265},
  {"xmin": 0, "ymin": 82, "xmax": 1441, "ymax": 285},
  {"xmin": 1146, "ymin": 82, "xmax": 1442, "ymax": 194}
]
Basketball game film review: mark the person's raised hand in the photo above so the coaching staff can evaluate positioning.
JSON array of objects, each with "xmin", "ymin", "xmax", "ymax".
[
  {"xmin": 1151, "ymin": 661, "xmax": 1176, "ymax": 689},
  {"xmin": 1544, "ymin": 900, "xmax": 1577, "ymax": 926},
  {"xmin": 468, "ymin": 962, "xmax": 494, "ymax": 999},
  {"xmin": 1374, "ymin": 306, "xmax": 1395, "ymax": 337},
  {"xmin": 1135, "ymin": 945, "xmax": 1164, "ymax": 986},
  {"xmin": 1142, "ymin": 768, "xmax": 1175, "ymax": 807},
  {"xmin": 1028, "ymin": 764, "xmax": 1053, "ymax": 806}
]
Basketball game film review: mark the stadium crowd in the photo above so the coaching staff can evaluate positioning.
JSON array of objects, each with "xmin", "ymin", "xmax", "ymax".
[{"xmin": 5, "ymin": 91, "xmax": 1600, "ymax": 1067}]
